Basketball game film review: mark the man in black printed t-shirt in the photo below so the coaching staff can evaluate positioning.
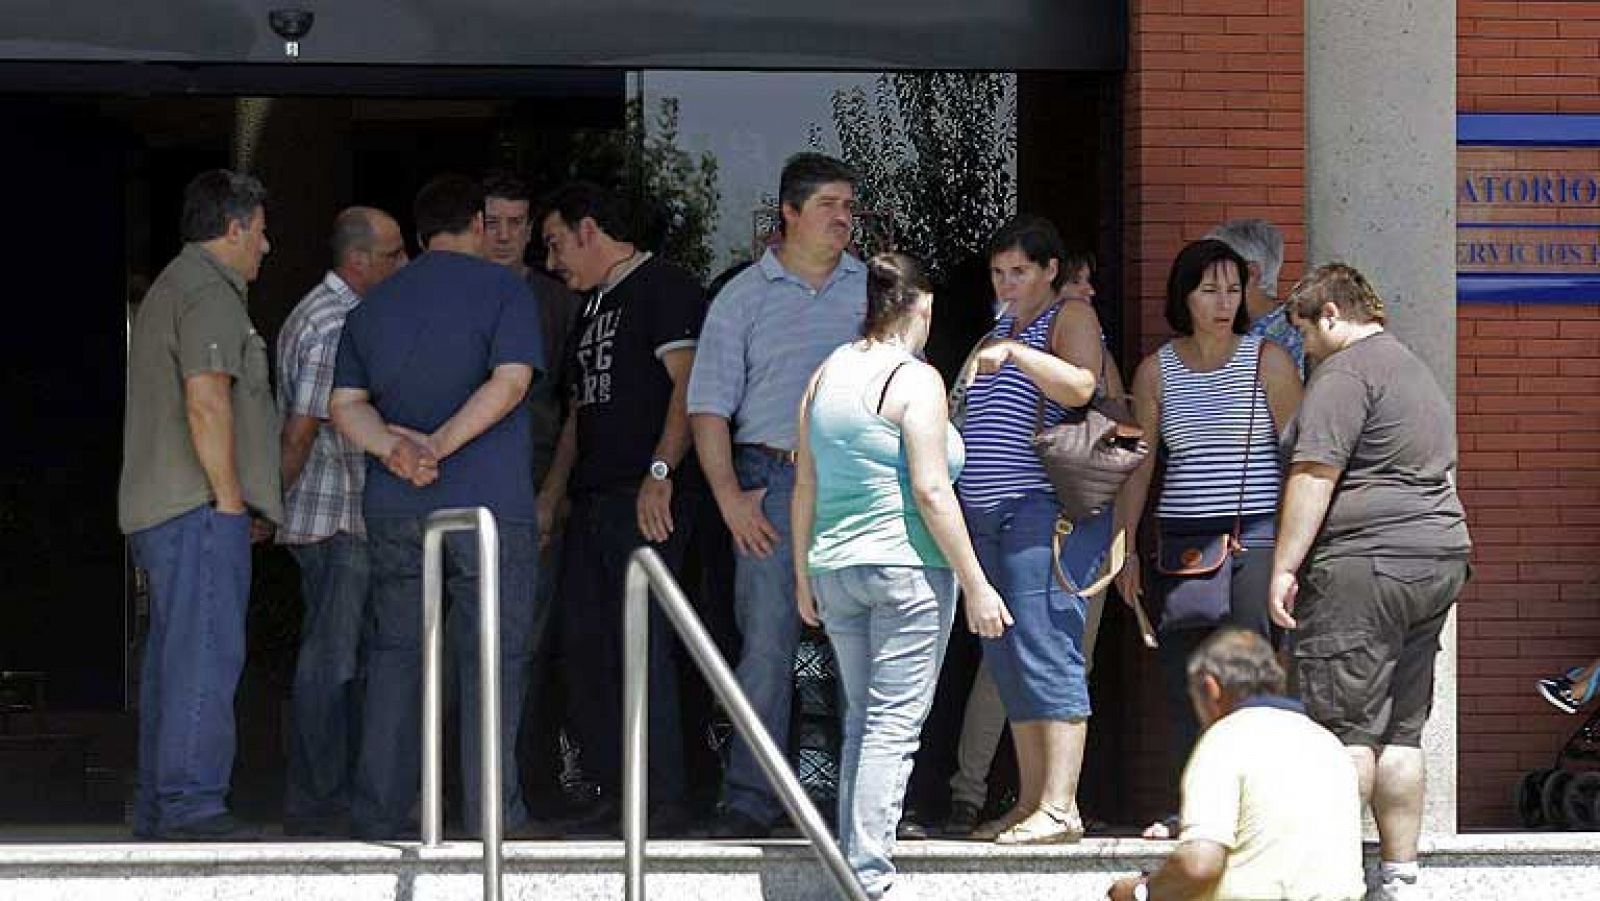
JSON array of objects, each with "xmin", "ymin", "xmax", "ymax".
[{"xmin": 534, "ymin": 181, "xmax": 705, "ymax": 836}]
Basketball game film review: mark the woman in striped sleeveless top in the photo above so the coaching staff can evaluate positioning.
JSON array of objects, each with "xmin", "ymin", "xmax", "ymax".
[
  {"xmin": 954, "ymin": 216, "xmax": 1113, "ymax": 845},
  {"xmin": 941, "ymin": 246, "xmax": 1130, "ymax": 839},
  {"xmin": 1116, "ymin": 239, "xmax": 1303, "ymax": 838}
]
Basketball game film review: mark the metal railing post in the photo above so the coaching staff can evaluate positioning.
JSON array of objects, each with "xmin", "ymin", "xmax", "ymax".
[
  {"xmin": 623, "ymin": 547, "xmax": 868, "ymax": 901},
  {"xmin": 421, "ymin": 507, "xmax": 504, "ymax": 901},
  {"xmin": 475, "ymin": 508, "xmax": 504, "ymax": 900},
  {"xmin": 623, "ymin": 559, "xmax": 649, "ymax": 901},
  {"xmin": 421, "ymin": 525, "xmax": 446, "ymax": 847}
]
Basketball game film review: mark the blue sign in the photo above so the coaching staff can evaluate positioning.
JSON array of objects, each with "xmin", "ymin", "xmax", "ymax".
[{"xmin": 1457, "ymin": 114, "xmax": 1600, "ymax": 303}]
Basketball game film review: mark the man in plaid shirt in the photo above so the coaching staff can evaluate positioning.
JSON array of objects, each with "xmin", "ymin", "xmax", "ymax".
[{"xmin": 275, "ymin": 206, "xmax": 408, "ymax": 835}]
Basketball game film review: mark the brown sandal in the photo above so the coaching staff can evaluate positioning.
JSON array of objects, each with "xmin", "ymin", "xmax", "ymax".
[{"xmin": 994, "ymin": 803, "xmax": 1083, "ymax": 845}]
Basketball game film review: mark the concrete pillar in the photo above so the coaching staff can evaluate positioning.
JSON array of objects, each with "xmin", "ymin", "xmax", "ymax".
[{"xmin": 1305, "ymin": 0, "xmax": 1458, "ymax": 836}]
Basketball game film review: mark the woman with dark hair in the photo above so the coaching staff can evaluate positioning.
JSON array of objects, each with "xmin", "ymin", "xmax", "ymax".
[
  {"xmin": 953, "ymin": 215, "xmax": 1114, "ymax": 844},
  {"xmin": 1056, "ymin": 249, "xmax": 1098, "ymax": 305},
  {"xmin": 943, "ymin": 241, "xmax": 1124, "ymax": 839},
  {"xmin": 1115, "ymin": 238, "xmax": 1303, "ymax": 838},
  {"xmin": 793, "ymin": 253, "xmax": 1005, "ymax": 899}
]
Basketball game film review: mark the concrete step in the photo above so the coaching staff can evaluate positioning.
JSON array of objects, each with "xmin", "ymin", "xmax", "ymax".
[{"xmin": 0, "ymin": 835, "xmax": 1597, "ymax": 900}]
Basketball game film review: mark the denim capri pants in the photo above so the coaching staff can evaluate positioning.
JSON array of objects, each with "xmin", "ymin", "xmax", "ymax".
[{"xmin": 963, "ymin": 491, "xmax": 1111, "ymax": 722}]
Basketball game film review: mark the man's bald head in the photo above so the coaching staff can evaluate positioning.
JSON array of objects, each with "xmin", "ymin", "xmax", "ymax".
[{"xmin": 331, "ymin": 206, "xmax": 407, "ymax": 294}]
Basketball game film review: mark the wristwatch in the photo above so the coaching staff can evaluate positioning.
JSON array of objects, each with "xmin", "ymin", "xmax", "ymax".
[
  {"xmin": 1133, "ymin": 880, "xmax": 1150, "ymax": 901},
  {"xmin": 649, "ymin": 459, "xmax": 672, "ymax": 481}
]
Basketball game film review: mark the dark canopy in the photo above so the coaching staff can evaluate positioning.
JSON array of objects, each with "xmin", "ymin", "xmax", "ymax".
[{"xmin": 0, "ymin": 0, "xmax": 1125, "ymax": 72}]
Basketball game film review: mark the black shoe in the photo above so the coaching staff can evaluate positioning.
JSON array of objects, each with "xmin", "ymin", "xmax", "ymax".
[
  {"xmin": 559, "ymin": 786, "xmax": 612, "ymax": 820},
  {"xmin": 503, "ymin": 817, "xmax": 565, "ymax": 841},
  {"xmin": 896, "ymin": 812, "xmax": 929, "ymax": 841},
  {"xmin": 942, "ymin": 801, "xmax": 981, "ymax": 837},
  {"xmin": 156, "ymin": 813, "xmax": 262, "ymax": 842},
  {"xmin": 648, "ymin": 803, "xmax": 694, "ymax": 838},
  {"xmin": 561, "ymin": 797, "xmax": 620, "ymax": 837},
  {"xmin": 1538, "ymin": 674, "xmax": 1579, "ymax": 714},
  {"xmin": 1538, "ymin": 668, "xmax": 1598, "ymax": 715},
  {"xmin": 708, "ymin": 808, "xmax": 771, "ymax": 839},
  {"xmin": 284, "ymin": 814, "xmax": 349, "ymax": 838},
  {"xmin": 351, "ymin": 820, "xmax": 421, "ymax": 842}
]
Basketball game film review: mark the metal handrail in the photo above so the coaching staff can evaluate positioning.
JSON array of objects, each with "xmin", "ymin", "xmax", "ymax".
[
  {"xmin": 623, "ymin": 547, "xmax": 868, "ymax": 901},
  {"xmin": 421, "ymin": 507, "xmax": 503, "ymax": 901}
]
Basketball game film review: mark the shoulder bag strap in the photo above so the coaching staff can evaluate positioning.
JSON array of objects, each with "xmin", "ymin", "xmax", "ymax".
[
  {"xmin": 1032, "ymin": 300, "xmax": 1074, "ymax": 433},
  {"xmin": 1230, "ymin": 339, "xmax": 1265, "ymax": 548},
  {"xmin": 1050, "ymin": 517, "xmax": 1157, "ymax": 648},
  {"xmin": 949, "ymin": 327, "xmax": 994, "ymax": 422}
]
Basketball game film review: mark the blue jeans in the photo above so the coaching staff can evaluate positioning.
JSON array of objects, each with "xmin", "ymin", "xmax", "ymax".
[
  {"xmin": 722, "ymin": 446, "xmax": 802, "ymax": 824},
  {"xmin": 964, "ymin": 492, "xmax": 1108, "ymax": 722},
  {"xmin": 128, "ymin": 504, "xmax": 251, "ymax": 835},
  {"xmin": 559, "ymin": 488, "xmax": 696, "ymax": 806},
  {"xmin": 353, "ymin": 517, "xmax": 540, "ymax": 838},
  {"xmin": 285, "ymin": 532, "xmax": 371, "ymax": 824},
  {"xmin": 814, "ymin": 565, "xmax": 955, "ymax": 899}
]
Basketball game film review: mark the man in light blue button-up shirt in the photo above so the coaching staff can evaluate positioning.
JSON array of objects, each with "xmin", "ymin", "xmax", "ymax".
[{"xmin": 688, "ymin": 153, "xmax": 867, "ymax": 836}]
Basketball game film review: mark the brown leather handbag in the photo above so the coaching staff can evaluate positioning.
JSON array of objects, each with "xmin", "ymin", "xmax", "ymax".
[
  {"xmin": 1028, "ymin": 302, "xmax": 1150, "ymax": 524},
  {"xmin": 1031, "ymin": 378, "xmax": 1148, "ymax": 524},
  {"xmin": 951, "ymin": 303, "xmax": 1149, "ymax": 522}
]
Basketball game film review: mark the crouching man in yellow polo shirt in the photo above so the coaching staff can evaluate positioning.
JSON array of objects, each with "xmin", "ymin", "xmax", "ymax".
[{"xmin": 1108, "ymin": 630, "xmax": 1365, "ymax": 901}]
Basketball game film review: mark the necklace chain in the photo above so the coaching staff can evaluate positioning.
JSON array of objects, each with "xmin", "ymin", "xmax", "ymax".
[{"xmin": 584, "ymin": 249, "xmax": 644, "ymax": 317}]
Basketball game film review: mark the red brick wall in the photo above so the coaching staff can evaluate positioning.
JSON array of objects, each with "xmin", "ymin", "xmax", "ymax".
[
  {"xmin": 1461, "ymin": 1, "xmax": 1600, "ymax": 114},
  {"xmin": 1114, "ymin": 0, "xmax": 1306, "ymax": 823},
  {"xmin": 1123, "ymin": 0, "xmax": 1305, "ymax": 361},
  {"xmin": 1456, "ymin": 301, "xmax": 1600, "ymax": 829},
  {"xmin": 1455, "ymin": 0, "xmax": 1600, "ymax": 830}
]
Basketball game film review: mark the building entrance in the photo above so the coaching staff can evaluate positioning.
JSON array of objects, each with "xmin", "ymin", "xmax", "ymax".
[{"xmin": 0, "ymin": 65, "xmax": 1126, "ymax": 837}]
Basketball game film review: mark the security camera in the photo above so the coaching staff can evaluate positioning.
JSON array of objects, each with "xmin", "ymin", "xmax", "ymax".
[
  {"xmin": 268, "ymin": 9, "xmax": 314, "ymax": 57},
  {"xmin": 268, "ymin": 9, "xmax": 315, "ymax": 41}
]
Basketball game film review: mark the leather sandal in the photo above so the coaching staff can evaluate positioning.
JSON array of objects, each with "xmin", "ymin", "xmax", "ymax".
[
  {"xmin": 993, "ymin": 802, "xmax": 1083, "ymax": 845},
  {"xmin": 970, "ymin": 806, "xmax": 1030, "ymax": 841}
]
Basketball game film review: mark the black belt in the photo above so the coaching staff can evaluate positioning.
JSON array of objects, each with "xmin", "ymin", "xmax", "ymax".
[{"xmin": 737, "ymin": 443, "xmax": 798, "ymax": 465}]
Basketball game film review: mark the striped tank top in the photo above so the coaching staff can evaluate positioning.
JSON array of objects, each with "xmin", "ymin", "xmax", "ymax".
[
  {"xmin": 1156, "ymin": 335, "xmax": 1281, "ymax": 519},
  {"xmin": 957, "ymin": 303, "xmax": 1073, "ymax": 511}
]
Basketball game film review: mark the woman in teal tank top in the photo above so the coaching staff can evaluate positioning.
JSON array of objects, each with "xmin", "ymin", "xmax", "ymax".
[{"xmin": 793, "ymin": 253, "xmax": 1007, "ymax": 900}]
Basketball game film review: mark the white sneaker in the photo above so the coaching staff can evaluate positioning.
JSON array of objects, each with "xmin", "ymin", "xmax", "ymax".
[{"xmin": 1369, "ymin": 878, "xmax": 1426, "ymax": 901}]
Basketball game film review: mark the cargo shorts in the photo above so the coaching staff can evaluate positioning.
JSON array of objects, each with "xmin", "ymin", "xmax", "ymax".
[{"xmin": 1292, "ymin": 555, "xmax": 1470, "ymax": 748}]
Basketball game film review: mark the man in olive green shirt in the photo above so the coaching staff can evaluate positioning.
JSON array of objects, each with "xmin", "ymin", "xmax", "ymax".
[{"xmin": 119, "ymin": 169, "xmax": 279, "ymax": 841}]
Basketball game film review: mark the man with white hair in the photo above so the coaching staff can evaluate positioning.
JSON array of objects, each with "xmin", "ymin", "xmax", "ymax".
[{"xmin": 1207, "ymin": 218, "xmax": 1304, "ymax": 373}]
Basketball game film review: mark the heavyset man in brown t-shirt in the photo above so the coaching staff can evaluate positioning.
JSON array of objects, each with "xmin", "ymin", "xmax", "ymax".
[
  {"xmin": 1269, "ymin": 263, "xmax": 1472, "ymax": 901},
  {"xmin": 118, "ymin": 170, "xmax": 281, "ymax": 841}
]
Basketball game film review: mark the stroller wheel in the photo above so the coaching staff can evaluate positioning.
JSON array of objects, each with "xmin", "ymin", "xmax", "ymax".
[
  {"xmin": 1542, "ymin": 769, "xmax": 1575, "ymax": 830},
  {"xmin": 1561, "ymin": 771, "xmax": 1600, "ymax": 831},
  {"xmin": 1517, "ymin": 769, "xmax": 1555, "ymax": 829}
]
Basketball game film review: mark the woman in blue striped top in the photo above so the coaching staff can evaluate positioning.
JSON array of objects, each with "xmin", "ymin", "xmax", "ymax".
[
  {"xmin": 1115, "ymin": 239, "xmax": 1303, "ymax": 838},
  {"xmin": 956, "ymin": 216, "xmax": 1114, "ymax": 845}
]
